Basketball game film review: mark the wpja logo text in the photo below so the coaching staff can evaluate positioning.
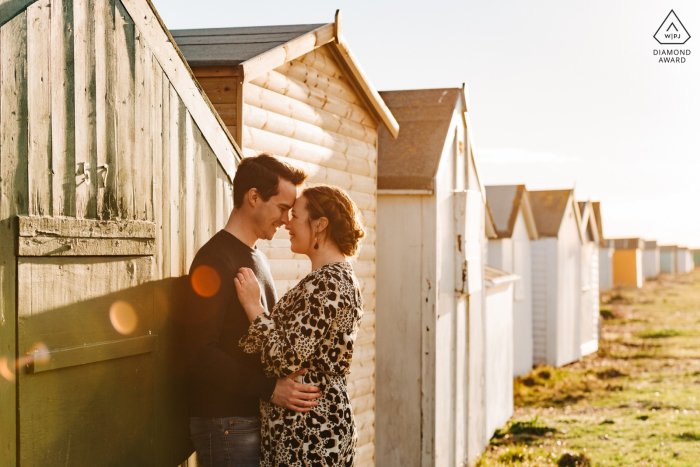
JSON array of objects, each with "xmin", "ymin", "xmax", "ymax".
[
  {"xmin": 653, "ymin": 49, "xmax": 690, "ymax": 63},
  {"xmin": 653, "ymin": 10, "xmax": 691, "ymax": 64}
]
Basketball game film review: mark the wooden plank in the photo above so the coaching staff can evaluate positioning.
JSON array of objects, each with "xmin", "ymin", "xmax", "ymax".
[
  {"xmin": 240, "ymin": 23, "xmax": 334, "ymax": 83},
  {"xmin": 18, "ymin": 216, "xmax": 155, "ymax": 238},
  {"xmin": 94, "ymin": 0, "xmax": 116, "ymax": 219},
  {"xmin": 182, "ymin": 112, "xmax": 196, "ymax": 270},
  {"xmin": 240, "ymin": 130, "xmax": 376, "ymax": 194},
  {"xmin": 26, "ymin": 0, "xmax": 51, "ymax": 216},
  {"xmin": 329, "ymin": 39, "xmax": 399, "ymax": 137},
  {"xmin": 0, "ymin": 12, "xmax": 29, "ymax": 465},
  {"xmin": 191, "ymin": 118, "xmax": 217, "ymax": 252},
  {"xmin": 168, "ymin": 84, "xmax": 182, "ymax": 278},
  {"xmin": 0, "ymin": 0, "xmax": 37, "ymax": 27},
  {"xmin": 244, "ymin": 83, "xmax": 377, "ymax": 146},
  {"xmin": 74, "ymin": 0, "xmax": 97, "ymax": 218},
  {"xmin": 352, "ymin": 393, "xmax": 375, "ymax": 416},
  {"xmin": 196, "ymin": 76, "xmax": 237, "ymax": 104},
  {"xmin": 190, "ymin": 65, "xmax": 238, "ymax": 78},
  {"xmin": 152, "ymin": 59, "xmax": 163, "ymax": 278},
  {"xmin": 29, "ymin": 335, "xmax": 157, "ymax": 373},
  {"xmin": 50, "ymin": 0, "xmax": 76, "ymax": 217},
  {"xmin": 356, "ymin": 443, "xmax": 375, "ymax": 464},
  {"xmin": 114, "ymin": 1, "xmax": 135, "ymax": 218},
  {"xmin": 250, "ymin": 69, "xmax": 375, "ymax": 128},
  {"xmin": 18, "ymin": 236, "xmax": 155, "ymax": 256},
  {"xmin": 243, "ymin": 103, "xmax": 376, "ymax": 163},
  {"xmin": 276, "ymin": 58, "xmax": 359, "ymax": 106},
  {"xmin": 118, "ymin": 0, "xmax": 240, "ymax": 180},
  {"xmin": 347, "ymin": 376, "xmax": 374, "ymax": 400},
  {"xmin": 213, "ymin": 103, "xmax": 236, "ymax": 126},
  {"xmin": 160, "ymin": 74, "xmax": 171, "ymax": 278},
  {"xmin": 133, "ymin": 25, "xmax": 147, "ymax": 220}
]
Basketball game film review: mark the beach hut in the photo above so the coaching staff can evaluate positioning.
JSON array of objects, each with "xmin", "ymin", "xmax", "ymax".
[
  {"xmin": 485, "ymin": 185, "xmax": 538, "ymax": 377},
  {"xmin": 592, "ymin": 203, "xmax": 614, "ymax": 291},
  {"xmin": 375, "ymin": 87, "xmax": 492, "ymax": 466},
  {"xmin": 659, "ymin": 245, "xmax": 677, "ymax": 274},
  {"xmin": 677, "ymin": 247, "xmax": 694, "ymax": 273},
  {"xmin": 0, "ymin": 0, "xmax": 241, "ymax": 465},
  {"xmin": 483, "ymin": 266, "xmax": 519, "ymax": 440},
  {"xmin": 693, "ymin": 250, "xmax": 700, "ymax": 268},
  {"xmin": 643, "ymin": 240, "xmax": 661, "ymax": 279},
  {"xmin": 612, "ymin": 238, "xmax": 644, "ymax": 288},
  {"xmin": 171, "ymin": 15, "xmax": 399, "ymax": 466},
  {"xmin": 577, "ymin": 201, "xmax": 600, "ymax": 357},
  {"xmin": 529, "ymin": 190, "xmax": 584, "ymax": 367}
]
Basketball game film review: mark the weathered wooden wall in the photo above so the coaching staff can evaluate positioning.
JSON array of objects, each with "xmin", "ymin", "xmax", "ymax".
[
  {"xmin": 191, "ymin": 44, "xmax": 380, "ymax": 466},
  {"xmin": 0, "ymin": 0, "xmax": 235, "ymax": 464}
]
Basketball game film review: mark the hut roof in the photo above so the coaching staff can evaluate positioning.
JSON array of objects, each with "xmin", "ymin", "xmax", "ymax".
[
  {"xmin": 577, "ymin": 200, "xmax": 601, "ymax": 246},
  {"xmin": 377, "ymin": 88, "xmax": 462, "ymax": 191},
  {"xmin": 660, "ymin": 245, "xmax": 678, "ymax": 252},
  {"xmin": 612, "ymin": 238, "xmax": 645, "ymax": 250},
  {"xmin": 484, "ymin": 265, "xmax": 520, "ymax": 287},
  {"xmin": 645, "ymin": 240, "xmax": 658, "ymax": 250},
  {"xmin": 485, "ymin": 185, "xmax": 538, "ymax": 240},
  {"xmin": 529, "ymin": 189, "xmax": 582, "ymax": 239},
  {"xmin": 170, "ymin": 13, "xmax": 399, "ymax": 137}
]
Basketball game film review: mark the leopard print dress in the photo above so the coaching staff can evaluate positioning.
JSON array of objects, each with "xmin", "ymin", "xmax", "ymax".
[{"xmin": 240, "ymin": 262, "xmax": 363, "ymax": 467}]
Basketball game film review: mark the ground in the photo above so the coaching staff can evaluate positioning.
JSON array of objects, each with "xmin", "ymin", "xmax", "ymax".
[{"xmin": 476, "ymin": 268, "xmax": 700, "ymax": 467}]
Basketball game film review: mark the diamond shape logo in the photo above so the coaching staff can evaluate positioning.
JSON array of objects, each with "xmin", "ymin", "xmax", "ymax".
[{"xmin": 654, "ymin": 10, "xmax": 690, "ymax": 44}]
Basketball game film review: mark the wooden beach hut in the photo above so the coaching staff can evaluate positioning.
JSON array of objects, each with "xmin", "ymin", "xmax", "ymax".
[
  {"xmin": 529, "ymin": 190, "xmax": 584, "ymax": 367},
  {"xmin": 643, "ymin": 240, "xmax": 661, "ymax": 279},
  {"xmin": 693, "ymin": 250, "xmax": 700, "ymax": 268},
  {"xmin": 659, "ymin": 245, "xmax": 677, "ymax": 274},
  {"xmin": 485, "ymin": 185, "xmax": 538, "ymax": 377},
  {"xmin": 375, "ymin": 87, "xmax": 492, "ymax": 467},
  {"xmin": 483, "ymin": 266, "xmax": 519, "ymax": 440},
  {"xmin": 677, "ymin": 247, "xmax": 694, "ymax": 273},
  {"xmin": 612, "ymin": 238, "xmax": 644, "ymax": 288},
  {"xmin": 577, "ymin": 201, "xmax": 600, "ymax": 357},
  {"xmin": 171, "ymin": 15, "xmax": 398, "ymax": 466},
  {"xmin": 592, "ymin": 202, "xmax": 614, "ymax": 291},
  {"xmin": 0, "ymin": 0, "xmax": 241, "ymax": 465}
]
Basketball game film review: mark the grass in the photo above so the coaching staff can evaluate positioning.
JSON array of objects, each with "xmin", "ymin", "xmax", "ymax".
[{"xmin": 477, "ymin": 268, "xmax": 700, "ymax": 466}]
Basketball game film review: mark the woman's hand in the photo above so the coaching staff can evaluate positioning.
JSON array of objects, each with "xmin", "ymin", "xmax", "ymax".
[{"xmin": 234, "ymin": 268, "xmax": 266, "ymax": 322}]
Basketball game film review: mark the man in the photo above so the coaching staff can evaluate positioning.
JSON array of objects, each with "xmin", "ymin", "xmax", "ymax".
[{"xmin": 185, "ymin": 154, "xmax": 320, "ymax": 466}]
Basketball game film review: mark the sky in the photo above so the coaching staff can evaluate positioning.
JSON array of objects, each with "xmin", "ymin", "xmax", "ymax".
[{"xmin": 153, "ymin": 0, "xmax": 700, "ymax": 248}]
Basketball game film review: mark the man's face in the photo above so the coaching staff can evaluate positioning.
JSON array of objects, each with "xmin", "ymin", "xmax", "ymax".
[{"xmin": 251, "ymin": 179, "xmax": 299, "ymax": 241}]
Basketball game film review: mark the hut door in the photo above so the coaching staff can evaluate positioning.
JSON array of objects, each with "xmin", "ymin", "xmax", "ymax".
[{"xmin": 15, "ymin": 216, "xmax": 161, "ymax": 466}]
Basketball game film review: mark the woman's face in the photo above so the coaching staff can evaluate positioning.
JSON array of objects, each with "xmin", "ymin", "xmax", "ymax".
[{"xmin": 287, "ymin": 195, "xmax": 314, "ymax": 255}]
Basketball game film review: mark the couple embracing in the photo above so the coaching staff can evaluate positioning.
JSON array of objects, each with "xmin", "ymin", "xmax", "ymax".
[{"xmin": 185, "ymin": 154, "xmax": 364, "ymax": 467}]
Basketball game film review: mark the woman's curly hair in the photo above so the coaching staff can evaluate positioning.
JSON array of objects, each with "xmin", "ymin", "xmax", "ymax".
[{"xmin": 302, "ymin": 185, "xmax": 366, "ymax": 257}]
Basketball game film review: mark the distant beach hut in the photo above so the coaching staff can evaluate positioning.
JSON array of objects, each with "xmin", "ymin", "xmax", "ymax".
[
  {"xmin": 612, "ymin": 238, "xmax": 644, "ymax": 288},
  {"xmin": 693, "ymin": 250, "xmax": 700, "ymax": 268},
  {"xmin": 485, "ymin": 185, "xmax": 538, "ymax": 377},
  {"xmin": 375, "ymin": 87, "xmax": 491, "ymax": 466},
  {"xmin": 677, "ymin": 247, "xmax": 694, "ymax": 273},
  {"xmin": 171, "ymin": 15, "xmax": 399, "ymax": 465},
  {"xmin": 659, "ymin": 245, "xmax": 677, "ymax": 274},
  {"xmin": 577, "ymin": 201, "xmax": 601, "ymax": 357},
  {"xmin": 592, "ymin": 203, "xmax": 614, "ymax": 291},
  {"xmin": 529, "ymin": 190, "xmax": 584, "ymax": 367},
  {"xmin": 643, "ymin": 240, "xmax": 661, "ymax": 279},
  {"xmin": 483, "ymin": 266, "xmax": 519, "ymax": 440}
]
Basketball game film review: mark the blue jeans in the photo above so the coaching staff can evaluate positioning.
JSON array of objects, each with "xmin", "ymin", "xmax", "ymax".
[{"xmin": 189, "ymin": 417, "xmax": 262, "ymax": 467}]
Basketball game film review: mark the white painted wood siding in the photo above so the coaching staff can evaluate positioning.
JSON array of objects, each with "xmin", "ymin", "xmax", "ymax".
[
  {"xmin": 643, "ymin": 249, "xmax": 660, "ymax": 279},
  {"xmin": 599, "ymin": 247, "xmax": 614, "ymax": 290}
]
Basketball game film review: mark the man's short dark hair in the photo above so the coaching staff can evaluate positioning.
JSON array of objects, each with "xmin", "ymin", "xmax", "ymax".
[{"xmin": 233, "ymin": 153, "xmax": 308, "ymax": 208}]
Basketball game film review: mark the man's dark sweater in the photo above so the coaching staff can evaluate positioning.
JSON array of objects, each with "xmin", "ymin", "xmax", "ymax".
[{"xmin": 186, "ymin": 230, "xmax": 277, "ymax": 418}]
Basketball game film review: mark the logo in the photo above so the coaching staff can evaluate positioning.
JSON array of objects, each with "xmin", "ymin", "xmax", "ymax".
[{"xmin": 654, "ymin": 10, "xmax": 690, "ymax": 44}]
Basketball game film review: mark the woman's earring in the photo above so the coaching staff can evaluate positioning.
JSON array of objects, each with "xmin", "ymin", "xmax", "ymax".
[{"xmin": 314, "ymin": 237, "xmax": 319, "ymax": 250}]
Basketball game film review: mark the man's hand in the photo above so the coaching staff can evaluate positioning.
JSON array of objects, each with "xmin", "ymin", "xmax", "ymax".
[{"xmin": 271, "ymin": 369, "xmax": 321, "ymax": 412}]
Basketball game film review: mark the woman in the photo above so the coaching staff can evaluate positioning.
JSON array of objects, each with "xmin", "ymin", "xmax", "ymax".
[{"xmin": 235, "ymin": 185, "xmax": 365, "ymax": 467}]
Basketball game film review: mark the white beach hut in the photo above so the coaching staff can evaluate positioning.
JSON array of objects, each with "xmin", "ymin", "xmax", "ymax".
[
  {"xmin": 483, "ymin": 266, "xmax": 519, "ymax": 440},
  {"xmin": 677, "ymin": 247, "xmax": 694, "ymax": 273},
  {"xmin": 660, "ymin": 245, "xmax": 677, "ymax": 274},
  {"xmin": 485, "ymin": 185, "xmax": 538, "ymax": 377},
  {"xmin": 643, "ymin": 240, "xmax": 661, "ymax": 279},
  {"xmin": 577, "ymin": 201, "xmax": 600, "ymax": 357},
  {"xmin": 529, "ymin": 190, "xmax": 584, "ymax": 367},
  {"xmin": 376, "ymin": 87, "xmax": 492, "ymax": 467},
  {"xmin": 592, "ymin": 203, "xmax": 614, "ymax": 291}
]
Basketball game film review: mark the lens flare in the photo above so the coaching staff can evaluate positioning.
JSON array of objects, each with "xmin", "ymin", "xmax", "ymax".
[
  {"xmin": 28, "ymin": 342, "xmax": 51, "ymax": 366},
  {"xmin": 0, "ymin": 357, "xmax": 15, "ymax": 382},
  {"xmin": 110, "ymin": 300, "xmax": 138, "ymax": 335},
  {"xmin": 191, "ymin": 265, "xmax": 221, "ymax": 298}
]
